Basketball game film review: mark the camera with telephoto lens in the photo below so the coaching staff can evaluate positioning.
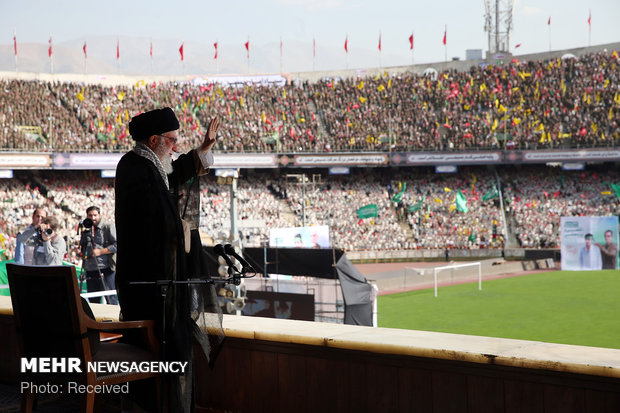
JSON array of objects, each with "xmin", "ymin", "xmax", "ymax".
[
  {"xmin": 78, "ymin": 217, "xmax": 94, "ymax": 236},
  {"xmin": 81, "ymin": 218, "xmax": 94, "ymax": 229},
  {"xmin": 37, "ymin": 228, "xmax": 53, "ymax": 236}
]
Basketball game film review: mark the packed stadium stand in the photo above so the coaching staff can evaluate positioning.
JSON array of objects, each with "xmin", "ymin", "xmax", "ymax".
[
  {"xmin": 0, "ymin": 47, "xmax": 619, "ymax": 263},
  {"xmin": 1, "ymin": 51, "xmax": 618, "ymax": 153},
  {"xmin": 1, "ymin": 165, "xmax": 619, "ymax": 263}
]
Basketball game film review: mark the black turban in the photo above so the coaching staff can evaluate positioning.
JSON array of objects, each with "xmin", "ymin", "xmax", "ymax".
[{"xmin": 128, "ymin": 107, "xmax": 180, "ymax": 141}]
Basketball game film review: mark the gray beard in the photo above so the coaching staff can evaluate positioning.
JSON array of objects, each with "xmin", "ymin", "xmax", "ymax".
[
  {"xmin": 154, "ymin": 139, "xmax": 174, "ymax": 174},
  {"xmin": 160, "ymin": 154, "xmax": 173, "ymax": 174}
]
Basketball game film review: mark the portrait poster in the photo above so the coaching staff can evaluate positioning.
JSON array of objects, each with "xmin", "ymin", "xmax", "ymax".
[{"xmin": 560, "ymin": 216, "xmax": 619, "ymax": 271}]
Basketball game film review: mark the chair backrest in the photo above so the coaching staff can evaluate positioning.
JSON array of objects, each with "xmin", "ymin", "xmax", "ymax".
[{"xmin": 7, "ymin": 264, "xmax": 89, "ymax": 362}]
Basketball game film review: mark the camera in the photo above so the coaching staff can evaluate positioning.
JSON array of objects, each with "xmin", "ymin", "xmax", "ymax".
[
  {"xmin": 81, "ymin": 218, "xmax": 94, "ymax": 229},
  {"xmin": 37, "ymin": 228, "xmax": 53, "ymax": 236}
]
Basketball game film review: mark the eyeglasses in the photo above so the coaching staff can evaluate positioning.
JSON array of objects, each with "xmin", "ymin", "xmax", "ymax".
[{"xmin": 157, "ymin": 134, "xmax": 178, "ymax": 144}]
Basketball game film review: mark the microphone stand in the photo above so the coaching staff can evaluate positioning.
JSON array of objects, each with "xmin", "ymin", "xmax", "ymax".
[{"xmin": 129, "ymin": 270, "xmax": 248, "ymax": 356}]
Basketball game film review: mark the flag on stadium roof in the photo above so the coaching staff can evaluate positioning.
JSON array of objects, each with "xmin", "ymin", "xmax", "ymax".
[
  {"xmin": 83, "ymin": 41, "xmax": 87, "ymax": 58},
  {"xmin": 409, "ymin": 33, "xmax": 414, "ymax": 50},
  {"xmin": 442, "ymin": 27, "xmax": 446, "ymax": 45},
  {"xmin": 13, "ymin": 31, "xmax": 17, "ymax": 56},
  {"xmin": 116, "ymin": 39, "xmax": 120, "ymax": 60},
  {"xmin": 378, "ymin": 32, "xmax": 381, "ymax": 52},
  {"xmin": 48, "ymin": 35, "xmax": 52, "ymax": 58},
  {"xmin": 179, "ymin": 43, "xmax": 184, "ymax": 61},
  {"xmin": 344, "ymin": 35, "xmax": 348, "ymax": 53},
  {"xmin": 213, "ymin": 42, "xmax": 218, "ymax": 59}
]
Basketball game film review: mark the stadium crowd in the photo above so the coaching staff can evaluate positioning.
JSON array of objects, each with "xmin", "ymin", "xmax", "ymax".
[
  {"xmin": 501, "ymin": 166, "xmax": 620, "ymax": 248},
  {"xmin": 1, "ymin": 50, "xmax": 618, "ymax": 153},
  {"xmin": 1, "ymin": 167, "xmax": 618, "ymax": 263}
]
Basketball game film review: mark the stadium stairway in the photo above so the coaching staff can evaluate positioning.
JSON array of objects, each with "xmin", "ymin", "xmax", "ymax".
[
  {"xmin": 503, "ymin": 214, "xmax": 520, "ymax": 248},
  {"xmin": 307, "ymin": 100, "xmax": 329, "ymax": 141},
  {"xmin": 278, "ymin": 199, "xmax": 298, "ymax": 226}
]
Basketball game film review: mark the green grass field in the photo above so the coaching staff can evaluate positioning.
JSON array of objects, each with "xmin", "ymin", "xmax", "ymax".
[{"xmin": 378, "ymin": 270, "xmax": 620, "ymax": 349}]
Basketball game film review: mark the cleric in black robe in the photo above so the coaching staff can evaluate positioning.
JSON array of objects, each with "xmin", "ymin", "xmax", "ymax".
[{"xmin": 115, "ymin": 107, "xmax": 224, "ymax": 412}]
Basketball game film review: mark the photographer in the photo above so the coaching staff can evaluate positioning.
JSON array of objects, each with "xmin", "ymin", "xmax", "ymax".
[
  {"xmin": 14, "ymin": 207, "xmax": 47, "ymax": 265},
  {"xmin": 17, "ymin": 216, "xmax": 66, "ymax": 266},
  {"xmin": 79, "ymin": 206, "xmax": 118, "ymax": 304}
]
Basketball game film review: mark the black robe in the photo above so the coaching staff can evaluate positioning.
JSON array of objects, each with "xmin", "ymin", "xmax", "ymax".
[{"xmin": 115, "ymin": 149, "xmax": 223, "ymax": 412}]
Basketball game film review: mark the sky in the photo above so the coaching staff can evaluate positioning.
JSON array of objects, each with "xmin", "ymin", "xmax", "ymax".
[{"xmin": 1, "ymin": 0, "xmax": 619, "ymax": 74}]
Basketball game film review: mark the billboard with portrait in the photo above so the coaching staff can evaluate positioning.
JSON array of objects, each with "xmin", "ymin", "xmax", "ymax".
[
  {"xmin": 269, "ymin": 225, "xmax": 330, "ymax": 249},
  {"xmin": 560, "ymin": 216, "xmax": 619, "ymax": 271}
]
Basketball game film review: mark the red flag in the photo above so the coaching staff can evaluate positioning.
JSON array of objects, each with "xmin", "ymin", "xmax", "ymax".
[
  {"xmin": 116, "ymin": 39, "xmax": 120, "ymax": 60},
  {"xmin": 48, "ymin": 36, "xmax": 52, "ymax": 58},
  {"xmin": 244, "ymin": 40, "xmax": 249, "ymax": 58},
  {"xmin": 280, "ymin": 37, "xmax": 283, "ymax": 56},
  {"xmin": 83, "ymin": 41, "xmax": 87, "ymax": 58},
  {"xmin": 344, "ymin": 36, "xmax": 348, "ymax": 53},
  {"xmin": 213, "ymin": 42, "xmax": 218, "ymax": 59},
  {"xmin": 149, "ymin": 41, "xmax": 153, "ymax": 58},
  {"xmin": 587, "ymin": 11, "xmax": 591, "ymax": 27},
  {"xmin": 378, "ymin": 32, "xmax": 381, "ymax": 52},
  {"xmin": 313, "ymin": 38, "xmax": 316, "ymax": 57},
  {"xmin": 547, "ymin": 17, "xmax": 551, "ymax": 25},
  {"xmin": 13, "ymin": 34, "xmax": 17, "ymax": 56},
  {"xmin": 515, "ymin": 43, "xmax": 522, "ymax": 48},
  {"xmin": 409, "ymin": 34, "xmax": 414, "ymax": 50},
  {"xmin": 442, "ymin": 29, "xmax": 447, "ymax": 45},
  {"xmin": 179, "ymin": 43, "xmax": 184, "ymax": 61}
]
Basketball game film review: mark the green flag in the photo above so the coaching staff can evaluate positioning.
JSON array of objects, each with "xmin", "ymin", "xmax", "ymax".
[
  {"xmin": 357, "ymin": 204, "xmax": 378, "ymax": 219},
  {"xmin": 408, "ymin": 197, "xmax": 425, "ymax": 212},
  {"xmin": 456, "ymin": 190, "xmax": 469, "ymax": 213},
  {"xmin": 482, "ymin": 185, "xmax": 499, "ymax": 201},
  {"xmin": 391, "ymin": 182, "xmax": 407, "ymax": 203},
  {"xmin": 611, "ymin": 182, "xmax": 620, "ymax": 199}
]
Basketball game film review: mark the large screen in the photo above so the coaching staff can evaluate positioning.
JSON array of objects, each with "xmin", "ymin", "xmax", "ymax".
[
  {"xmin": 560, "ymin": 216, "xmax": 619, "ymax": 271},
  {"xmin": 269, "ymin": 225, "xmax": 330, "ymax": 249},
  {"xmin": 242, "ymin": 291, "xmax": 315, "ymax": 321}
]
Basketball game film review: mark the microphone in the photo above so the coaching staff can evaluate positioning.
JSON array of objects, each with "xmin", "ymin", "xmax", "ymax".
[
  {"xmin": 213, "ymin": 244, "xmax": 239, "ymax": 274},
  {"xmin": 224, "ymin": 244, "xmax": 255, "ymax": 273}
]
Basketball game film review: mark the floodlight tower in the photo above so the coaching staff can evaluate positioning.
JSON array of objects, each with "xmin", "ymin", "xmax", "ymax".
[{"xmin": 484, "ymin": 0, "xmax": 514, "ymax": 55}]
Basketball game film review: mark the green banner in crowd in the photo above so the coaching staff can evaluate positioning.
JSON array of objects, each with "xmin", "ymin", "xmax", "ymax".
[
  {"xmin": 391, "ymin": 182, "xmax": 407, "ymax": 203},
  {"xmin": 408, "ymin": 197, "xmax": 425, "ymax": 212},
  {"xmin": 456, "ymin": 190, "xmax": 469, "ymax": 213},
  {"xmin": 611, "ymin": 182, "xmax": 620, "ymax": 199},
  {"xmin": 357, "ymin": 204, "xmax": 378, "ymax": 219},
  {"xmin": 482, "ymin": 185, "xmax": 499, "ymax": 201}
]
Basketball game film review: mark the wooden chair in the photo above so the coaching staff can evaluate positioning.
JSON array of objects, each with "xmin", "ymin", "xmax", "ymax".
[{"xmin": 6, "ymin": 263, "xmax": 161, "ymax": 413}]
